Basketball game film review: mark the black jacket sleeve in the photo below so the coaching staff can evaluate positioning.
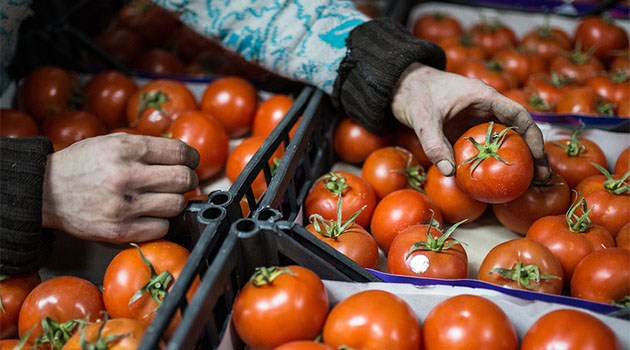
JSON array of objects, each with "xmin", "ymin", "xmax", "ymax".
[
  {"xmin": 332, "ymin": 18, "xmax": 446, "ymax": 135},
  {"xmin": 1, "ymin": 136, "xmax": 54, "ymax": 275}
]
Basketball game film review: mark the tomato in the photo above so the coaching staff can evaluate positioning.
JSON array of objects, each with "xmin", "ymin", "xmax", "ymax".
[
  {"xmin": 454, "ymin": 122, "xmax": 533, "ymax": 204},
  {"xmin": 226, "ymin": 135, "xmax": 285, "ymax": 199},
  {"xmin": 388, "ymin": 222, "xmax": 468, "ymax": 279},
  {"xmin": 304, "ymin": 171, "xmax": 376, "ymax": 230},
  {"xmin": 42, "ymin": 110, "xmax": 107, "ymax": 151},
  {"xmin": 395, "ymin": 124, "xmax": 432, "ymax": 169},
  {"xmin": 126, "ymin": 79, "xmax": 197, "ymax": 136},
  {"xmin": 0, "ymin": 339, "xmax": 28, "ymax": 350},
  {"xmin": 85, "ymin": 70, "xmax": 138, "ymax": 130},
  {"xmin": 167, "ymin": 110, "xmax": 229, "ymax": 180},
  {"xmin": 493, "ymin": 48, "xmax": 545, "ymax": 85},
  {"xmin": 574, "ymin": 15, "xmax": 629, "ymax": 62},
  {"xmin": 502, "ymin": 89, "xmax": 552, "ymax": 113},
  {"xmin": 424, "ymin": 164, "xmax": 487, "ymax": 224},
  {"xmin": 133, "ymin": 48, "xmax": 186, "ymax": 76},
  {"xmin": 556, "ymin": 86, "xmax": 614, "ymax": 116},
  {"xmin": 610, "ymin": 49, "xmax": 630, "ymax": 76},
  {"xmin": 200, "ymin": 76, "xmax": 258, "ymax": 138},
  {"xmin": 273, "ymin": 341, "xmax": 335, "ymax": 350},
  {"xmin": 18, "ymin": 276, "xmax": 105, "ymax": 346},
  {"xmin": 422, "ymin": 294, "xmax": 517, "ymax": 350},
  {"xmin": 322, "ymin": 290, "xmax": 421, "ymax": 350},
  {"xmin": 575, "ymin": 169, "xmax": 630, "ymax": 237},
  {"xmin": 470, "ymin": 21, "xmax": 518, "ymax": 57},
  {"xmin": 521, "ymin": 309, "xmax": 621, "ymax": 350},
  {"xmin": 616, "ymin": 147, "xmax": 630, "ymax": 175},
  {"xmin": 166, "ymin": 24, "xmax": 217, "ymax": 63},
  {"xmin": 333, "ymin": 117, "xmax": 392, "ymax": 163},
  {"xmin": 0, "ymin": 273, "xmax": 40, "ymax": 339},
  {"xmin": 585, "ymin": 71, "xmax": 629, "ymax": 106},
  {"xmin": 437, "ymin": 34, "xmax": 486, "ymax": 73},
  {"xmin": 103, "ymin": 240, "xmax": 199, "ymax": 338},
  {"xmin": 478, "ymin": 238, "xmax": 563, "ymax": 294},
  {"xmin": 0, "ymin": 109, "xmax": 39, "ymax": 138},
  {"xmin": 118, "ymin": 0, "xmax": 180, "ymax": 47},
  {"xmin": 456, "ymin": 59, "xmax": 518, "ymax": 93},
  {"xmin": 361, "ymin": 146, "xmax": 424, "ymax": 200},
  {"xmin": 545, "ymin": 129, "xmax": 607, "ymax": 188},
  {"xmin": 19, "ymin": 66, "xmax": 82, "ymax": 124},
  {"xmin": 570, "ymin": 248, "xmax": 630, "ymax": 305},
  {"xmin": 413, "ymin": 13, "xmax": 463, "ymax": 43},
  {"xmin": 549, "ymin": 48, "xmax": 604, "ymax": 84},
  {"xmin": 62, "ymin": 318, "xmax": 158, "ymax": 350},
  {"xmin": 618, "ymin": 99, "xmax": 630, "ymax": 117},
  {"xmin": 492, "ymin": 172, "xmax": 571, "ymax": 235},
  {"xmin": 92, "ymin": 26, "xmax": 145, "ymax": 67},
  {"xmin": 232, "ymin": 266, "xmax": 328, "ymax": 348},
  {"xmin": 184, "ymin": 186, "xmax": 202, "ymax": 204},
  {"xmin": 617, "ymin": 223, "xmax": 630, "ymax": 251},
  {"xmin": 522, "ymin": 25, "xmax": 572, "ymax": 63},
  {"xmin": 526, "ymin": 197, "xmax": 615, "ymax": 287},
  {"xmin": 252, "ymin": 94, "xmax": 297, "ymax": 138},
  {"xmin": 370, "ymin": 189, "xmax": 443, "ymax": 253},
  {"xmin": 525, "ymin": 73, "xmax": 574, "ymax": 109}
]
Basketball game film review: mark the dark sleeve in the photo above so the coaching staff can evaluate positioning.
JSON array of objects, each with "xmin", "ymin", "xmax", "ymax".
[
  {"xmin": 332, "ymin": 18, "xmax": 446, "ymax": 135},
  {"xmin": 1, "ymin": 137, "xmax": 54, "ymax": 275}
]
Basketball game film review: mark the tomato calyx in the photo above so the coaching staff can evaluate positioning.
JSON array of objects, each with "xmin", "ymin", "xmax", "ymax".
[
  {"xmin": 34, "ymin": 317, "xmax": 91, "ymax": 350},
  {"xmin": 596, "ymin": 101, "xmax": 615, "ymax": 116},
  {"xmin": 68, "ymin": 85, "xmax": 85, "ymax": 111},
  {"xmin": 613, "ymin": 295, "xmax": 630, "ymax": 307},
  {"xmin": 566, "ymin": 192, "xmax": 593, "ymax": 233},
  {"xmin": 459, "ymin": 122, "xmax": 515, "ymax": 179},
  {"xmin": 486, "ymin": 60, "xmax": 505, "ymax": 72},
  {"xmin": 249, "ymin": 266, "xmax": 294, "ymax": 287},
  {"xmin": 431, "ymin": 12, "xmax": 448, "ymax": 21},
  {"xmin": 590, "ymin": 163, "xmax": 630, "ymax": 195},
  {"xmin": 566, "ymin": 41, "xmax": 597, "ymax": 65},
  {"xmin": 78, "ymin": 313, "xmax": 130, "ymax": 350},
  {"xmin": 0, "ymin": 274, "xmax": 6, "ymax": 314},
  {"xmin": 528, "ymin": 94, "xmax": 551, "ymax": 111},
  {"xmin": 310, "ymin": 193, "xmax": 366, "ymax": 239},
  {"xmin": 549, "ymin": 72, "xmax": 573, "ymax": 88},
  {"xmin": 135, "ymin": 90, "xmax": 168, "ymax": 124},
  {"xmin": 611, "ymin": 70, "xmax": 628, "ymax": 84},
  {"xmin": 405, "ymin": 216, "xmax": 467, "ymax": 258},
  {"xmin": 391, "ymin": 147, "xmax": 426, "ymax": 192},
  {"xmin": 551, "ymin": 124, "xmax": 586, "ymax": 157},
  {"xmin": 15, "ymin": 326, "xmax": 35, "ymax": 350},
  {"xmin": 323, "ymin": 172, "xmax": 349, "ymax": 196},
  {"xmin": 128, "ymin": 243, "xmax": 173, "ymax": 317},
  {"xmin": 489, "ymin": 262, "xmax": 561, "ymax": 289}
]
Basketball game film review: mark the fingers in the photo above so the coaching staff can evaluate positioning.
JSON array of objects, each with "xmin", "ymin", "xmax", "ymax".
[
  {"xmin": 110, "ymin": 217, "xmax": 171, "ymax": 244},
  {"xmin": 117, "ymin": 134, "xmax": 200, "ymax": 168},
  {"xmin": 127, "ymin": 164, "xmax": 199, "ymax": 193},
  {"xmin": 413, "ymin": 117, "xmax": 456, "ymax": 177},
  {"xmin": 127, "ymin": 193, "xmax": 187, "ymax": 218}
]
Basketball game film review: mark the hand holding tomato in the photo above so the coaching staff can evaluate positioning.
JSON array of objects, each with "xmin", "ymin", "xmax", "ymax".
[
  {"xmin": 391, "ymin": 63, "xmax": 549, "ymax": 181},
  {"xmin": 41, "ymin": 133, "xmax": 200, "ymax": 243}
]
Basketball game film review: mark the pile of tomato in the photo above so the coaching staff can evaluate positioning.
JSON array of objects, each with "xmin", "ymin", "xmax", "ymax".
[{"xmin": 413, "ymin": 11, "xmax": 629, "ymax": 117}]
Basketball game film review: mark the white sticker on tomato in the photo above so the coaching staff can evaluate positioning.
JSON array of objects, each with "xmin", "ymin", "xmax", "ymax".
[{"xmin": 407, "ymin": 253, "xmax": 430, "ymax": 274}]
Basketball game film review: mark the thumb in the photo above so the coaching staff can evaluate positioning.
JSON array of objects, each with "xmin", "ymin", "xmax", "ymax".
[{"xmin": 413, "ymin": 119, "xmax": 456, "ymax": 177}]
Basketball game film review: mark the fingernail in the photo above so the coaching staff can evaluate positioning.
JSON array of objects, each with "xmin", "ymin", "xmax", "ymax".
[{"xmin": 437, "ymin": 160, "xmax": 455, "ymax": 176}]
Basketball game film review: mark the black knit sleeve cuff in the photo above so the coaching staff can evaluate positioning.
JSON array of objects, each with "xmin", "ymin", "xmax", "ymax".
[
  {"xmin": 1, "ymin": 136, "xmax": 54, "ymax": 275},
  {"xmin": 332, "ymin": 18, "xmax": 446, "ymax": 135}
]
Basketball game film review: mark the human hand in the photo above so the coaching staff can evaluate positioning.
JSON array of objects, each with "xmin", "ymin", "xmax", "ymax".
[
  {"xmin": 391, "ymin": 62, "xmax": 550, "ymax": 181},
  {"xmin": 42, "ymin": 133, "xmax": 200, "ymax": 243}
]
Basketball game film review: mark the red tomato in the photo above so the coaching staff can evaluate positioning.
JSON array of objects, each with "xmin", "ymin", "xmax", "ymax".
[
  {"xmin": 618, "ymin": 99, "xmax": 630, "ymax": 117},
  {"xmin": 19, "ymin": 66, "xmax": 82, "ymax": 124},
  {"xmin": 133, "ymin": 48, "xmax": 186, "ymax": 76},
  {"xmin": 388, "ymin": 222, "xmax": 468, "ymax": 279},
  {"xmin": 556, "ymin": 86, "xmax": 612, "ymax": 116},
  {"xmin": 526, "ymin": 197, "xmax": 615, "ymax": 287},
  {"xmin": 184, "ymin": 186, "xmax": 202, "ymax": 204},
  {"xmin": 0, "ymin": 339, "xmax": 30, "ymax": 350},
  {"xmin": 370, "ymin": 189, "xmax": 443, "ymax": 253},
  {"xmin": 422, "ymin": 294, "xmax": 517, "ymax": 350},
  {"xmin": 0, "ymin": 273, "xmax": 40, "ymax": 339},
  {"xmin": 225, "ymin": 135, "xmax": 285, "ymax": 199},
  {"xmin": 492, "ymin": 172, "xmax": 571, "ymax": 235},
  {"xmin": 549, "ymin": 48, "xmax": 604, "ymax": 84},
  {"xmin": 333, "ymin": 117, "xmax": 392, "ymax": 163},
  {"xmin": 493, "ymin": 48, "xmax": 545, "ymax": 85},
  {"xmin": 103, "ymin": 240, "xmax": 199, "ymax": 338},
  {"xmin": 126, "ymin": 79, "xmax": 197, "ymax": 136},
  {"xmin": 470, "ymin": 21, "xmax": 518, "ymax": 57},
  {"xmin": 322, "ymin": 290, "xmax": 421, "ymax": 350},
  {"xmin": 361, "ymin": 146, "xmax": 424, "ymax": 200},
  {"xmin": 611, "ymin": 48, "xmax": 630, "ymax": 76},
  {"xmin": 200, "ymin": 76, "xmax": 258, "ymax": 138},
  {"xmin": 585, "ymin": 71, "xmax": 629, "ymax": 106},
  {"xmin": 616, "ymin": 147, "xmax": 630, "ymax": 174},
  {"xmin": 617, "ymin": 223, "xmax": 630, "ymax": 251},
  {"xmin": 232, "ymin": 266, "xmax": 328, "ymax": 349},
  {"xmin": 574, "ymin": 15, "xmax": 629, "ymax": 62},
  {"xmin": 62, "ymin": 318, "xmax": 157, "ymax": 350},
  {"xmin": 454, "ymin": 122, "xmax": 533, "ymax": 204},
  {"xmin": 437, "ymin": 34, "xmax": 486, "ymax": 72},
  {"xmin": 304, "ymin": 171, "xmax": 376, "ymax": 229},
  {"xmin": 166, "ymin": 110, "xmax": 229, "ymax": 180},
  {"xmin": 395, "ymin": 125, "xmax": 432, "ymax": 169},
  {"xmin": 525, "ymin": 73, "xmax": 574, "ymax": 109},
  {"xmin": 522, "ymin": 26, "xmax": 572, "ymax": 62},
  {"xmin": 251, "ymin": 94, "xmax": 296, "ymax": 138},
  {"xmin": 478, "ymin": 238, "xmax": 564, "ymax": 294},
  {"xmin": 117, "ymin": 0, "xmax": 180, "ymax": 47},
  {"xmin": 521, "ymin": 309, "xmax": 621, "ymax": 350},
  {"xmin": 413, "ymin": 13, "xmax": 463, "ymax": 43},
  {"xmin": 545, "ymin": 131, "xmax": 607, "ymax": 188},
  {"xmin": 570, "ymin": 248, "xmax": 630, "ymax": 305},
  {"xmin": 456, "ymin": 59, "xmax": 518, "ymax": 93},
  {"xmin": 18, "ymin": 276, "xmax": 105, "ymax": 345},
  {"xmin": 92, "ymin": 26, "xmax": 145, "ymax": 67},
  {"xmin": 42, "ymin": 110, "xmax": 107, "ymax": 151},
  {"xmin": 424, "ymin": 164, "xmax": 487, "ymax": 224},
  {"xmin": 502, "ymin": 89, "xmax": 553, "ymax": 113},
  {"xmin": 575, "ymin": 170, "xmax": 630, "ymax": 237},
  {"xmin": 85, "ymin": 70, "xmax": 138, "ymax": 129},
  {"xmin": 273, "ymin": 341, "xmax": 335, "ymax": 350},
  {"xmin": 0, "ymin": 109, "xmax": 39, "ymax": 138}
]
